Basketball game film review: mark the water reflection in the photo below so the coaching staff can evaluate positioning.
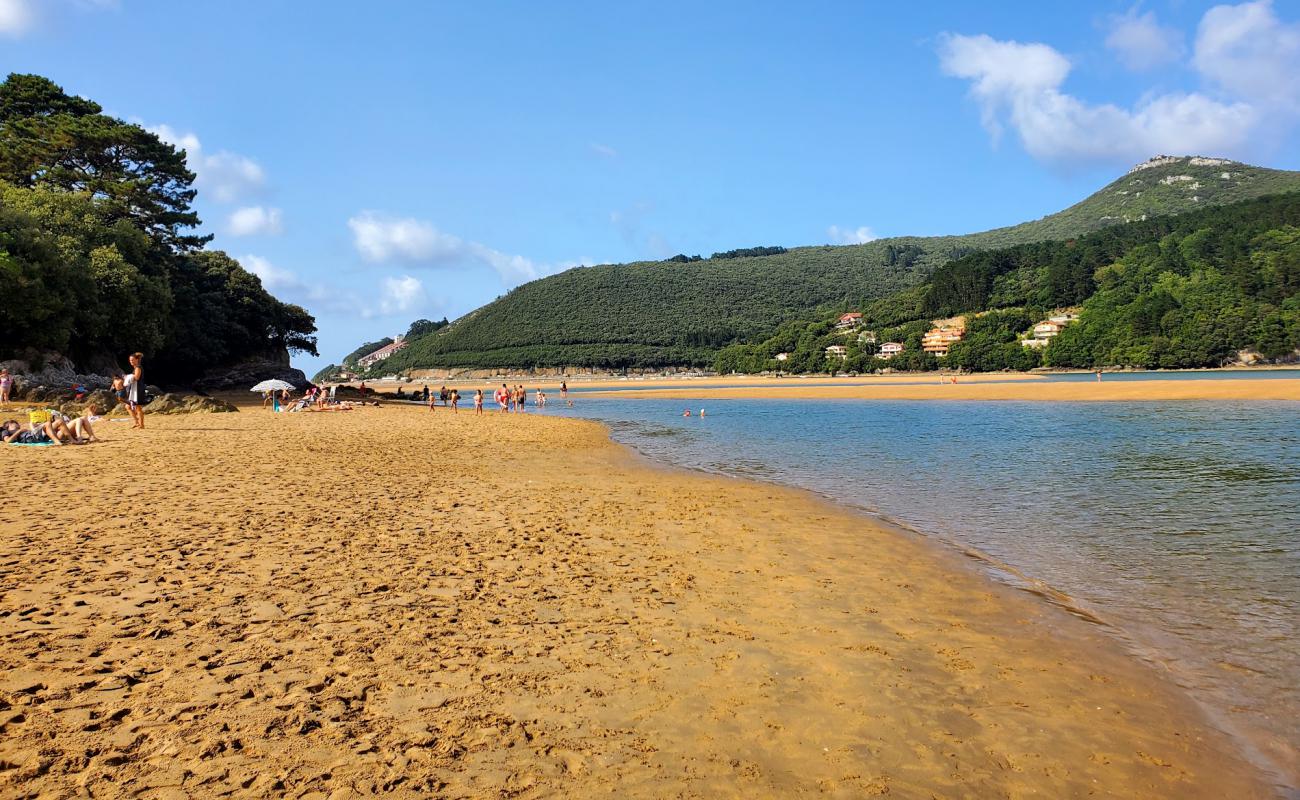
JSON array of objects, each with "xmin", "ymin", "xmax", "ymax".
[{"xmin": 566, "ymin": 397, "xmax": 1300, "ymax": 784}]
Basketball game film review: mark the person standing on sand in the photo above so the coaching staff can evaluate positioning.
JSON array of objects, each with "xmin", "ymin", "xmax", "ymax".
[
  {"xmin": 422, "ymin": 384, "xmax": 429, "ymax": 403},
  {"xmin": 124, "ymin": 352, "xmax": 145, "ymax": 429},
  {"xmin": 497, "ymin": 384, "xmax": 510, "ymax": 413},
  {"xmin": 450, "ymin": 388, "xmax": 460, "ymax": 413},
  {"xmin": 1096, "ymin": 369, "xmax": 1103, "ymax": 382},
  {"xmin": 560, "ymin": 380, "xmax": 567, "ymax": 402},
  {"xmin": 474, "ymin": 389, "xmax": 484, "ymax": 415},
  {"xmin": 0, "ymin": 367, "xmax": 11, "ymax": 403}
]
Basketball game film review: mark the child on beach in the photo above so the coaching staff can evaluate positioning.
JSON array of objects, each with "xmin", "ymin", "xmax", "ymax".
[
  {"xmin": 125, "ymin": 352, "xmax": 145, "ymax": 429},
  {"xmin": 450, "ymin": 389, "xmax": 460, "ymax": 413},
  {"xmin": 0, "ymin": 368, "xmax": 12, "ymax": 403},
  {"xmin": 474, "ymin": 389, "xmax": 484, "ymax": 415}
]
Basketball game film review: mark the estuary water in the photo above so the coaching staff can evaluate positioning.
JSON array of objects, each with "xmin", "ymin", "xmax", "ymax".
[{"xmin": 559, "ymin": 396, "xmax": 1299, "ymax": 789}]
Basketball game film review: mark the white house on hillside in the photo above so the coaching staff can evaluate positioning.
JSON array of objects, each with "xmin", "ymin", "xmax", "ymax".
[{"xmin": 357, "ymin": 336, "xmax": 408, "ymax": 368}]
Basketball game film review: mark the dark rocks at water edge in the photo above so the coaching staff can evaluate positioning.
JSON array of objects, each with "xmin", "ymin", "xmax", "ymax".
[{"xmin": 192, "ymin": 358, "xmax": 308, "ymax": 392}]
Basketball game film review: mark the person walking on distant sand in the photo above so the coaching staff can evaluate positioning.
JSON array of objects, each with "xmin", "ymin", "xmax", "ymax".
[
  {"xmin": 474, "ymin": 389, "xmax": 484, "ymax": 415},
  {"xmin": 422, "ymin": 384, "xmax": 429, "ymax": 403},
  {"xmin": 124, "ymin": 352, "xmax": 146, "ymax": 429},
  {"xmin": 1096, "ymin": 369, "xmax": 1103, "ymax": 382},
  {"xmin": 496, "ymin": 383, "xmax": 510, "ymax": 413},
  {"xmin": 0, "ymin": 367, "xmax": 11, "ymax": 403},
  {"xmin": 450, "ymin": 388, "xmax": 460, "ymax": 413}
]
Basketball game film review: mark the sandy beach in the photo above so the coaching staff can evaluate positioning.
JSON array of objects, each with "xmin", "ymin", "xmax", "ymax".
[
  {"xmin": 0, "ymin": 404, "xmax": 1275, "ymax": 798},
  {"xmin": 586, "ymin": 377, "xmax": 1300, "ymax": 402}
]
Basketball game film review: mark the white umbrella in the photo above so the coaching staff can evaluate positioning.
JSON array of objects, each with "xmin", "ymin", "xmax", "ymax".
[{"xmin": 250, "ymin": 379, "xmax": 296, "ymax": 392}]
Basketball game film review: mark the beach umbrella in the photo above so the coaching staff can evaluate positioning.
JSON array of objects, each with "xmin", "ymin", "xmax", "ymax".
[{"xmin": 250, "ymin": 379, "xmax": 296, "ymax": 392}]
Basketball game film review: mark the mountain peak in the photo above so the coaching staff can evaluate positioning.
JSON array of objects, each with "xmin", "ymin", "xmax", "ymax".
[{"xmin": 1127, "ymin": 155, "xmax": 1238, "ymax": 174}]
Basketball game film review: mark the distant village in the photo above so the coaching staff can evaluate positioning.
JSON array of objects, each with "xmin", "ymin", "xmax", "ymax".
[{"xmin": 799, "ymin": 310, "xmax": 1080, "ymax": 364}]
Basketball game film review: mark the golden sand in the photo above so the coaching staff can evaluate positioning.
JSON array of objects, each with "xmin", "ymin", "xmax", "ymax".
[
  {"xmin": 0, "ymin": 404, "xmax": 1271, "ymax": 798},
  {"xmin": 589, "ymin": 377, "xmax": 1300, "ymax": 402}
]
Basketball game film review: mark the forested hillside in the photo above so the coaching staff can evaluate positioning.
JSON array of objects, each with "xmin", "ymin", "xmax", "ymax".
[
  {"xmin": 715, "ymin": 192, "xmax": 1300, "ymax": 374},
  {"xmin": 381, "ymin": 156, "xmax": 1300, "ymax": 372},
  {"xmin": 0, "ymin": 73, "xmax": 316, "ymax": 382}
]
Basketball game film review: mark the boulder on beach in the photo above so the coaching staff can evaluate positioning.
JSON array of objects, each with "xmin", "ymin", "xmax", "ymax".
[
  {"xmin": 193, "ymin": 358, "xmax": 308, "ymax": 392},
  {"xmin": 142, "ymin": 393, "xmax": 239, "ymax": 414}
]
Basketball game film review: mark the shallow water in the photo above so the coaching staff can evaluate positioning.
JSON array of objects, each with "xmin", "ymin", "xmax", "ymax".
[{"xmin": 554, "ymin": 396, "xmax": 1300, "ymax": 790}]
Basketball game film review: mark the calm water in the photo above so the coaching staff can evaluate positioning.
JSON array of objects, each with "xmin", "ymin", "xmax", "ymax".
[{"xmin": 553, "ymin": 397, "xmax": 1299, "ymax": 788}]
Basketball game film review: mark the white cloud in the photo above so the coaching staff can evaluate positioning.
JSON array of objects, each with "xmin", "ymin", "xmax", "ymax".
[
  {"xmin": 1195, "ymin": 0, "xmax": 1300, "ymax": 112},
  {"xmin": 227, "ymin": 206, "xmax": 284, "ymax": 237},
  {"xmin": 590, "ymin": 143, "xmax": 619, "ymax": 158},
  {"xmin": 1105, "ymin": 8, "xmax": 1185, "ymax": 71},
  {"xmin": 241, "ymin": 254, "xmax": 362, "ymax": 316},
  {"xmin": 828, "ymin": 225, "xmax": 878, "ymax": 244},
  {"xmin": 347, "ymin": 211, "xmax": 542, "ymax": 284},
  {"xmin": 242, "ymin": 254, "xmax": 305, "ymax": 293},
  {"xmin": 378, "ymin": 275, "xmax": 427, "ymax": 316},
  {"xmin": 148, "ymin": 124, "xmax": 267, "ymax": 203},
  {"xmin": 938, "ymin": 31, "xmax": 1257, "ymax": 164},
  {"xmin": 0, "ymin": 0, "xmax": 33, "ymax": 36}
]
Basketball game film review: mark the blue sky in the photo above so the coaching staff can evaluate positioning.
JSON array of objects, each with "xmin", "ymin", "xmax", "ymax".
[{"xmin": 4, "ymin": 0, "xmax": 1299, "ymax": 375}]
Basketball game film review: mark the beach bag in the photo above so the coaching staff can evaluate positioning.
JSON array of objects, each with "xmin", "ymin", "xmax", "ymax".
[{"xmin": 28, "ymin": 410, "xmax": 51, "ymax": 425}]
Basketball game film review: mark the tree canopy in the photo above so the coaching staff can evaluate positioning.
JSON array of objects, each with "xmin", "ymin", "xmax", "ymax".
[{"xmin": 0, "ymin": 73, "xmax": 317, "ymax": 382}]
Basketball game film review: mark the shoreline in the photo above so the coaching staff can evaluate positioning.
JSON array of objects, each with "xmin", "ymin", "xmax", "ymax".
[
  {"xmin": 584, "ymin": 377, "xmax": 1300, "ymax": 402},
  {"xmin": 0, "ymin": 403, "xmax": 1279, "ymax": 797}
]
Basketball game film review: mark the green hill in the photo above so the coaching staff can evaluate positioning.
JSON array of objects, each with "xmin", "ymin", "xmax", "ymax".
[
  {"xmin": 716, "ymin": 192, "xmax": 1300, "ymax": 374},
  {"xmin": 379, "ymin": 156, "xmax": 1300, "ymax": 373}
]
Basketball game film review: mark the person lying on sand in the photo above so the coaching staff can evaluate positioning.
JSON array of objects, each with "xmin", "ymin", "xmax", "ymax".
[
  {"xmin": 3, "ymin": 418, "xmax": 64, "ymax": 445},
  {"xmin": 63, "ymin": 406, "xmax": 102, "ymax": 442}
]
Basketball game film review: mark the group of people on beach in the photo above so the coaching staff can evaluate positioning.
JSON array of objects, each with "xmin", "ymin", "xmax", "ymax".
[
  {"xmin": 2, "ymin": 406, "xmax": 102, "ymax": 445},
  {"xmin": 409, "ymin": 380, "xmax": 572, "ymax": 415},
  {"xmin": 2, "ymin": 352, "xmax": 145, "ymax": 446}
]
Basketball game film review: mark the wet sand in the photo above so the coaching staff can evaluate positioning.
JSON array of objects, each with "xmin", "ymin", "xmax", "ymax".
[
  {"xmin": 0, "ymin": 405, "xmax": 1275, "ymax": 798},
  {"xmin": 588, "ymin": 377, "xmax": 1300, "ymax": 402}
]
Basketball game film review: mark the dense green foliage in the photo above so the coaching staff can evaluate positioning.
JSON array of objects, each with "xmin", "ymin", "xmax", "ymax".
[
  {"xmin": 0, "ymin": 74, "xmax": 317, "ymax": 382},
  {"xmin": 715, "ymin": 192, "xmax": 1300, "ymax": 373},
  {"xmin": 710, "ymin": 246, "xmax": 787, "ymax": 259},
  {"xmin": 312, "ymin": 364, "xmax": 342, "ymax": 383},
  {"xmin": 342, "ymin": 338, "xmax": 393, "ymax": 367},
  {"xmin": 385, "ymin": 156, "xmax": 1300, "ymax": 372},
  {"xmin": 405, "ymin": 317, "xmax": 449, "ymax": 339}
]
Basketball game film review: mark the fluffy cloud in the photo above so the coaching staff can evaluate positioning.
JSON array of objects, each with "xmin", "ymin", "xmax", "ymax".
[
  {"xmin": 226, "ymin": 206, "xmax": 284, "ymax": 237},
  {"xmin": 940, "ymin": 2, "xmax": 1300, "ymax": 165},
  {"xmin": 0, "ymin": 0, "xmax": 33, "ymax": 35},
  {"xmin": 347, "ymin": 212, "xmax": 541, "ymax": 284},
  {"xmin": 148, "ymin": 124, "xmax": 267, "ymax": 203},
  {"xmin": 1195, "ymin": 0, "xmax": 1300, "ymax": 112},
  {"xmin": 378, "ymin": 275, "xmax": 428, "ymax": 316},
  {"xmin": 938, "ymin": 32, "xmax": 1256, "ymax": 164},
  {"xmin": 242, "ymin": 254, "xmax": 307, "ymax": 294},
  {"xmin": 590, "ymin": 143, "xmax": 619, "ymax": 158},
  {"xmin": 827, "ymin": 225, "xmax": 878, "ymax": 245},
  {"xmin": 1104, "ymin": 8, "xmax": 1185, "ymax": 71},
  {"xmin": 242, "ymin": 254, "xmax": 429, "ymax": 319}
]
